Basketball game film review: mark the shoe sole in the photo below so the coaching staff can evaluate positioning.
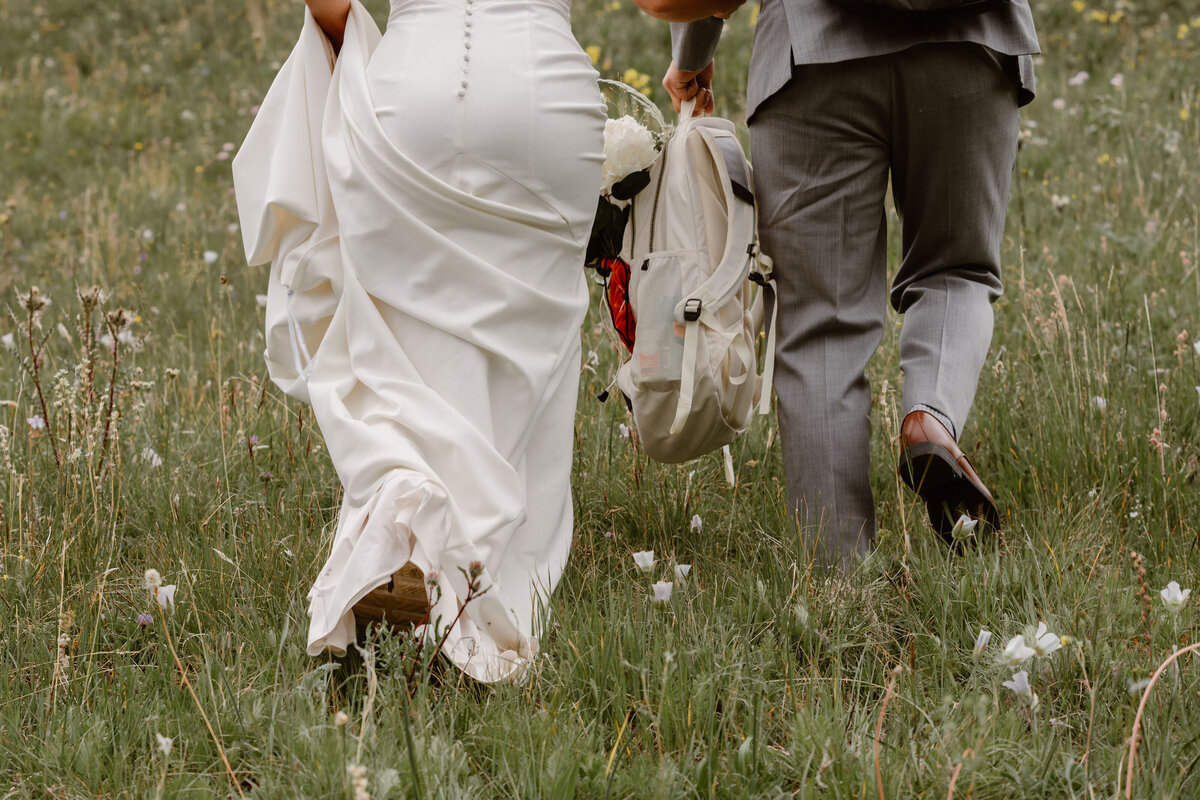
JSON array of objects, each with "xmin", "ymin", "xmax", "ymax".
[
  {"xmin": 353, "ymin": 562, "xmax": 429, "ymax": 635},
  {"xmin": 898, "ymin": 441, "xmax": 1000, "ymax": 542}
]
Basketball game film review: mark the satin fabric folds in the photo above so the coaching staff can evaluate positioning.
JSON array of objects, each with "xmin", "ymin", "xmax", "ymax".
[{"xmin": 233, "ymin": 0, "xmax": 603, "ymax": 682}]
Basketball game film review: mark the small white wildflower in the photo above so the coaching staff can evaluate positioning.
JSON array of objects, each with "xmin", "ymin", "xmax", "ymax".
[
  {"xmin": 202, "ymin": 250, "xmax": 219, "ymax": 264},
  {"xmin": 1109, "ymin": 73, "xmax": 1124, "ymax": 88},
  {"xmin": 999, "ymin": 635, "xmax": 1037, "ymax": 667},
  {"xmin": 1002, "ymin": 670, "xmax": 1038, "ymax": 707},
  {"xmin": 1091, "ymin": 396, "xmax": 1107, "ymax": 412},
  {"xmin": 618, "ymin": 423, "xmax": 630, "ymax": 440},
  {"xmin": 27, "ymin": 415, "xmax": 45, "ymax": 430},
  {"xmin": 142, "ymin": 228, "xmax": 155, "ymax": 242},
  {"xmin": 1067, "ymin": 70, "xmax": 1089, "ymax": 86},
  {"xmin": 674, "ymin": 563, "xmax": 691, "ymax": 586},
  {"xmin": 1194, "ymin": 341, "xmax": 1200, "ymax": 356},
  {"xmin": 972, "ymin": 628, "xmax": 992, "ymax": 658},
  {"xmin": 1051, "ymin": 97, "xmax": 1067, "ymax": 111},
  {"xmin": 141, "ymin": 447, "xmax": 163, "ymax": 468},
  {"xmin": 1050, "ymin": 194, "xmax": 1070, "ymax": 210},
  {"xmin": 689, "ymin": 514, "xmax": 702, "ymax": 533},
  {"xmin": 949, "ymin": 515, "xmax": 978, "ymax": 543},
  {"xmin": 144, "ymin": 569, "xmax": 162, "ymax": 590},
  {"xmin": 632, "ymin": 550, "xmax": 655, "ymax": 574},
  {"xmin": 1161, "ymin": 581, "xmax": 1191, "ymax": 614},
  {"xmin": 1032, "ymin": 622, "xmax": 1062, "ymax": 657},
  {"xmin": 155, "ymin": 733, "xmax": 173, "ymax": 757},
  {"xmin": 652, "ymin": 580, "xmax": 673, "ymax": 605},
  {"xmin": 155, "ymin": 584, "xmax": 177, "ymax": 610},
  {"xmin": 1, "ymin": 333, "xmax": 13, "ymax": 350},
  {"xmin": 334, "ymin": 710, "xmax": 350, "ymax": 727}
]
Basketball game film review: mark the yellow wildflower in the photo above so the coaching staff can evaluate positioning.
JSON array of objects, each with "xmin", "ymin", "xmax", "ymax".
[{"xmin": 586, "ymin": 45, "xmax": 601, "ymax": 65}]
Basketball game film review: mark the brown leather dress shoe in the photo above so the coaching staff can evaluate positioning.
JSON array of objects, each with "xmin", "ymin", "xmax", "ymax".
[
  {"xmin": 897, "ymin": 410, "xmax": 1000, "ymax": 541},
  {"xmin": 352, "ymin": 562, "xmax": 430, "ymax": 636}
]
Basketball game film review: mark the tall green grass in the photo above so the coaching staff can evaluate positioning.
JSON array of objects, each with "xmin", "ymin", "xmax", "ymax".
[{"xmin": 0, "ymin": 0, "xmax": 1198, "ymax": 796}]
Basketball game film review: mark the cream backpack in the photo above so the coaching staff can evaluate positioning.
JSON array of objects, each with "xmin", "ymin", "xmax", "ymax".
[{"xmin": 615, "ymin": 99, "xmax": 776, "ymax": 464}]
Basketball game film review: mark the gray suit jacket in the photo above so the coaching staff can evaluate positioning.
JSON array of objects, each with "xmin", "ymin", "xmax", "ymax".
[{"xmin": 672, "ymin": 0, "xmax": 1039, "ymax": 118}]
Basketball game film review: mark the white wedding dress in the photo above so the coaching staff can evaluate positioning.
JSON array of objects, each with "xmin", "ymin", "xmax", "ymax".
[{"xmin": 233, "ymin": 0, "xmax": 603, "ymax": 682}]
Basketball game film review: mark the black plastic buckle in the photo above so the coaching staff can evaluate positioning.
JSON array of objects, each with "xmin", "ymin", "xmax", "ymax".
[
  {"xmin": 683, "ymin": 298, "xmax": 702, "ymax": 321},
  {"xmin": 748, "ymin": 272, "xmax": 767, "ymax": 287}
]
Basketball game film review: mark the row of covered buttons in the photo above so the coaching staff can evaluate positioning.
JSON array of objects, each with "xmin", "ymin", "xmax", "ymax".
[{"xmin": 456, "ymin": 0, "xmax": 475, "ymax": 97}]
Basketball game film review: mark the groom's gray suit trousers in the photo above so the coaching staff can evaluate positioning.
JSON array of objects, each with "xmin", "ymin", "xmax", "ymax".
[{"xmin": 750, "ymin": 43, "xmax": 1020, "ymax": 567}]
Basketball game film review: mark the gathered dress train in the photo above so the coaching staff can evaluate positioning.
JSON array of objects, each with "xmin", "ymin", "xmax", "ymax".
[{"xmin": 233, "ymin": 0, "xmax": 604, "ymax": 682}]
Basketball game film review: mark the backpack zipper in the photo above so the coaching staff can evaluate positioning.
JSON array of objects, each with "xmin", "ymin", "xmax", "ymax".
[{"xmin": 641, "ymin": 136, "xmax": 670, "ymax": 271}]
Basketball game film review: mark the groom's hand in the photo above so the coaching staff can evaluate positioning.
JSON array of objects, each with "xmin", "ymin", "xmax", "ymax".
[{"xmin": 663, "ymin": 61, "xmax": 715, "ymax": 116}]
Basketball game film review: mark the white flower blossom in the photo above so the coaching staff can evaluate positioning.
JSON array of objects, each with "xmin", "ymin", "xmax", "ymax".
[
  {"xmin": 155, "ymin": 584, "xmax": 177, "ymax": 610},
  {"xmin": 1032, "ymin": 622, "xmax": 1062, "ymax": 657},
  {"xmin": 141, "ymin": 447, "xmax": 163, "ymax": 468},
  {"xmin": 1002, "ymin": 670, "xmax": 1038, "ymax": 707},
  {"xmin": 1067, "ymin": 71, "xmax": 1089, "ymax": 87},
  {"xmin": 1050, "ymin": 194, "xmax": 1071, "ymax": 210},
  {"xmin": 949, "ymin": 515, "xmax": 977, "ymax": 543},
  {"xmin": 1, "ymin": 333, "xmax": 13, "ymax": 350},
  {"xmin": 1109, "ymin": 73, "xmax": 1124, "ymax": 88},
  {"xmin": 1161, "ymin": 581, "xmax": 1191, "ymax": 614},
  {"xmin": 27, "ymin": 416, "xmax": 45, "ymax": 430},
  {"xmin": 334, "ymin": 710, "xmax": 350, "ymax": 727},
  {"xmin": 144, "ymin": 569, "xmax": 162, "ymax": 590},
  {"xmin": 972, "ymin": 628, "xmax": 992, "ymax": 658},
  {"xmin": 155, "ymin": 733, "xmax": 173, "ymax": 756},
  {"xmin": 600, "ymin": 116, "xmax": 658, "ymax": 196},
  {"xmin": 999, "ymin": 634, "xmax": 1036, "ymax": 667},
  {"xmin": 618, "ymin": 423, "xmax": 630, "ymax": 440},
  {"xmin": 652, "ymin": 580, "xmax": 673, "ymax": 605},
  {"xmin": 674, "ymin": 564, "xmax": 691, "ymax": 586},
  {"xmin": 1091, "ymin": 396, "xmax": 1107, "ymax": 412},
  {"xmin": 689, "ymin": 514, "xmax": 702, "ymax": 533},
  {"xmin": 632, "ymin": 550, "xmax": 655, "ymax": 574},
  {"xmin": 202, "ymin": 250, "xmax": 219, "ymax": 264}
]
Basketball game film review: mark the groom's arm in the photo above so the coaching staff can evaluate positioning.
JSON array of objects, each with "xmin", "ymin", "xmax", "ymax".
[
  {"xmin": 663, "ymin": 19, "xmax": 723, "ymax": 114},
  {"xmin": 671, "ymin": 19, "xmax": 724, "ymax": 72}
]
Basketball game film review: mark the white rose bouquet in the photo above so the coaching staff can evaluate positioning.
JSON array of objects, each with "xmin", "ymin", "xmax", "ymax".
[
  {"xmin": 586, "ymin": 82, "xmax": 666, "ymax": 352},
  {"xmin": 600, "ymin": 115, "xmax": 659, "ymax": 198}
]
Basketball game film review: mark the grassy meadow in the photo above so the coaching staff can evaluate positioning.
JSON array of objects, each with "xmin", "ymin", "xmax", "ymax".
[{"xmin": 1, "ymin": 0, "xmax": 1199, "ymax": 796}]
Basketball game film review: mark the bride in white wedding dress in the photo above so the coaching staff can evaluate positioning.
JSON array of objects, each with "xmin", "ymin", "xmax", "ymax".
[{"xmin": 233, "ymin": 0, "xmax": 603, "ymax": 682}]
